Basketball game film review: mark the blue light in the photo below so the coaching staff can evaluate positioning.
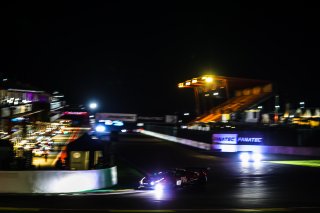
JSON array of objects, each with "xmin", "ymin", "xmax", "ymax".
[
  {"xmin": 95, "ymin": 125, "xmax": 106, "ymax": 132},
  {"xmin": 104, "ymin": 120, "xmax": 113, "ymax": 125},
  {"xmin": 11, "ymin": 117, "xmax": 25, "ymax": 122},
  {"xmin": 112, "ymin": 120, "xmax": 124, "ymax": 126}
]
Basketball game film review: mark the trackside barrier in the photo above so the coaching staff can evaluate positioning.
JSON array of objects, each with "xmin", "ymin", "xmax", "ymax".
[
  {"xmin": 141, "ymin": 129, "xmax": 320, "ymax": 157},
  {"xmin": 0, "ymin": 166, "xmax": 117, "ymax": 193},
  {"xmin": 212, "ymin": 144, "xmax": 320, "ymax": 156},
  {"xmin": 141, "ymin": 130, "xmax": 211, "ymax": 150}
]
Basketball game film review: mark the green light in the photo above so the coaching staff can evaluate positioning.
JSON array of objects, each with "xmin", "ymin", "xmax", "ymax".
[{"xmin": 270, "ymin": 160, "xmax": 320, "ymax": 168}]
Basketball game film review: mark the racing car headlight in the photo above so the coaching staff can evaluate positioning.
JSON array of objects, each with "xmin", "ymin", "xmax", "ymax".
[
  {"xmin": 239, "ymin": 152, "xmax": 250, "ymax": 162},
  {"xmin": 154, "ymin": 183, "xmax": 164, "ymax": 191},
  {"xmin": 239, "ymin": 152, "xmax": 263, "ymax": 162},
  {"xmin": 252, "ymin": 152, "xmax": 262, "ymax": 162},
  {"xmin": 150, "ymin": 181, "xmax": 155, "ymax": 186}
]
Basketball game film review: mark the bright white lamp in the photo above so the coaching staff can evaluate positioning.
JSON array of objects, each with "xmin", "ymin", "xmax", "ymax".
[{"xmin": 89, "ymin": 102, "xmax": 97, "ymax": 109}]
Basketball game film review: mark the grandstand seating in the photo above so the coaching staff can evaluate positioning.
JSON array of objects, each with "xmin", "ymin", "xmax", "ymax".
[{"xmin": 195, "ymin": 84, "xmax": 273, "ymax": 123}]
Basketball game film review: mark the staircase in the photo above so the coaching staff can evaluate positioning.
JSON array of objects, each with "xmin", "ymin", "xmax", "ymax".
[{"xmin": 195, "ymin": 84, "xmax": 273, "ymax": 123}]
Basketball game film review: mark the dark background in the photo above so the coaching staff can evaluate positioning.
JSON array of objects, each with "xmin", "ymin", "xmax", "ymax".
[{"xmin": 1, "ymin": 3, "xmax": 319, "ymax": 114}]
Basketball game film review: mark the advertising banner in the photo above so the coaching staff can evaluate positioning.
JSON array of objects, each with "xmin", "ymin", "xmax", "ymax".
[
  {"xmin": 96, "ymin": 113, "xmax": 137, "ymax": 122},
  {"xmin": 213, "ymin": 132, "xmax": 264, "ymax": 145}
]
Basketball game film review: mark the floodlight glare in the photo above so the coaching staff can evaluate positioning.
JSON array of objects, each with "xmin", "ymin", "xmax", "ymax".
[
  {"xmin": 205, "ymin": 77, "xmax": 213, "ymax": 83},
  {"xmin": 95, "ymin": 125, "xmax": 106, "ymax": 132},
  {"xmin": 239, "ymin": 152, "xmax": 250, "ymax": 162},
  {"xmin": 89, "ymin": 103, "xmax": 97, "ymax": 109}
]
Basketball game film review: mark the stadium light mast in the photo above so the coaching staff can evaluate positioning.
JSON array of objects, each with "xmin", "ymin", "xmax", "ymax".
[
  {"xmin": 178, "ymin": 75, "xmax": 229, "ymax": 116},
  {"xmin": 89, "ymin": 102, "xmax": 97, "ymax": 110},
  {"xmin": 88, "ymin": 101, "xmax": 98, "ymax": 121}
]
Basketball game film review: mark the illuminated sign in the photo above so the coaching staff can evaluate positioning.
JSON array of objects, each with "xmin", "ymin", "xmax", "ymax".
[
  {"xmin": 213, "ymin": 134, "xmax": 237, "ymax": 144},
  {"xmin": 96, "ymin": 113, "xmax": 137, "ymax": 122},
  {"xmin": 50, "ymin": 102, "xmax": 62, "ymax": 110},
  {"xmin": 238, "ymin": 137, "xmax": 262, "ymax": 143},
  {"xmin": 63, "ymin": 112, "xmax": 88, "ymax": 115},
  {"xmin": 213, "ymin": 133, "xmax": 263, "ymax": 144}
]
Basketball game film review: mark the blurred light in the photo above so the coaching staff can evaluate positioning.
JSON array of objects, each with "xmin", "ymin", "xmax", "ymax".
[
  {"xmin": 154, "ymin": 183, "xmax": 164, "ymax": 191},
  {"xmin": 154, "ymin": 184, "xmax": 164, "ymax": 200},
  {"xmin": 64, "ymin": 112, "xmax": 88, "ymax": 115},
  {"xmin": 253, "ymin": 160, "xmax": 262, "ymax": 167},
  {"xmin": 89, "ymin": 115, "xmax": 94, "ymax": 118},
  {"xmin": 137, "ymin": 123, "xmax": 144, "ymax": 127},
  {"xmin": 258, "ymin": 106, "xmax": 263, "ymax": 109},
  {"xmin": 239, "ymin": 152, "xmax": 250, "ymax": 162},
  {"xmin": 185, "ymin": 81, "xmax": 191, "ymax": 86},
  {"xmin": 239, "ymin": 152, "xmax": 262, "ymax": 163},
  {"xmin": 139, "ymin": 177, "xmax": 145, "ymax": 185},
  {"xmin": 191, "ymin": 79, "xmax": 197, "ymax": 83},
  {"xmin": 184, "ymin": 113, "xmax": 190, "ymax": 116},
  {"xmin": 121, "ymin": 129, "xmax": 127, "ymax": 133},
  {"xmin": 11, "ymin": 117, "xmax": 25, "ymax": 122},
  {"xmin": 205, "ymin": 94, "xmax": 209, "ymax": 97},
  {"xmin": 252, "ymin": 153, "xmax": 262, "ymax": 162},
  {"xmin": 178, "ymin": 83, "xmax": 184, "ymax": 88},
  {"xmin": 205, "ymin": 77, "xmax": 213, "ymax": 83},
  {"xmin": 89, "ymin": 103, "xmax": 97, "ymax": 109},
  {"xmin": 113, "ymin": 120, "xmax": 124, "ymax": 126},
  {"xmin": 95, "ymin": 125, "xmax": 106, "ymax": 132},
  {"xmin": 104, "ymin": 120, "xmax": 113, "ymax": 125},
  {"xmin": 213, "ymin": 92, "xmax": 219, "ymax": 96},
  {"xmin": 241, "ymin": 161, "xmax": 250, "ymax": 167}
]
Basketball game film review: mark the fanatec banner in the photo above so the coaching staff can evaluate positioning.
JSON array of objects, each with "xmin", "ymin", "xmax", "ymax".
[{"xmin": 213, "ymin": 132, "xmax": 264, "ymax": 145}]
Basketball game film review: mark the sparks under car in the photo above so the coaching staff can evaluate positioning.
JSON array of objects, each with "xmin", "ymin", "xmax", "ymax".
[{"xmin": 139, "ymin": 168, "xmax": 208, "ymax": 190}]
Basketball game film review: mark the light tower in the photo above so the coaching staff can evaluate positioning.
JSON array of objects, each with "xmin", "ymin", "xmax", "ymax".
[{"xmin": 178, "ymin": 75, "xmax": 229, "ymax": 116}]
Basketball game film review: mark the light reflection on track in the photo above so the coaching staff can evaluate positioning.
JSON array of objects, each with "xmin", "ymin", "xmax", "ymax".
[{"xmin": 60, "ymin": 188, "xmax": 181, "ymax": 202}]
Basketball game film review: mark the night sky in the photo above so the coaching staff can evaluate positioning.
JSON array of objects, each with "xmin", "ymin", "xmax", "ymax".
[{"xmin": 1, "ymin": 3, "xmax": 319, "ymax": 114}]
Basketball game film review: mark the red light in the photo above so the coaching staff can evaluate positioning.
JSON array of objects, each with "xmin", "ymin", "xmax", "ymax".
[{"xmin": 64, "ymin": 112, "xmax": 88, "ymax": 115}]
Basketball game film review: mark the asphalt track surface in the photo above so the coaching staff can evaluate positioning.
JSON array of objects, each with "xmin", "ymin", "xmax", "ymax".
[{"xmin": 1, "ymin": 133, "xmax": 320, "ymax": 213}]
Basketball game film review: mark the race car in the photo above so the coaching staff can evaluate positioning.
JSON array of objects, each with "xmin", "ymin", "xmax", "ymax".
[{"xmin": 138, "ymin": 167, "xmax": 208, "ymax": 190}]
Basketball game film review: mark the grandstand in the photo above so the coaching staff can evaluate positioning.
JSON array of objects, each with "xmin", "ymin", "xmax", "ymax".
[
  {"xmin": 178, "ymin": 75, "xmax": 274, "ymax": 124},
  {"xmin": 196, "ymin": 84, "xmax": 273, "ymax": 123}
]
